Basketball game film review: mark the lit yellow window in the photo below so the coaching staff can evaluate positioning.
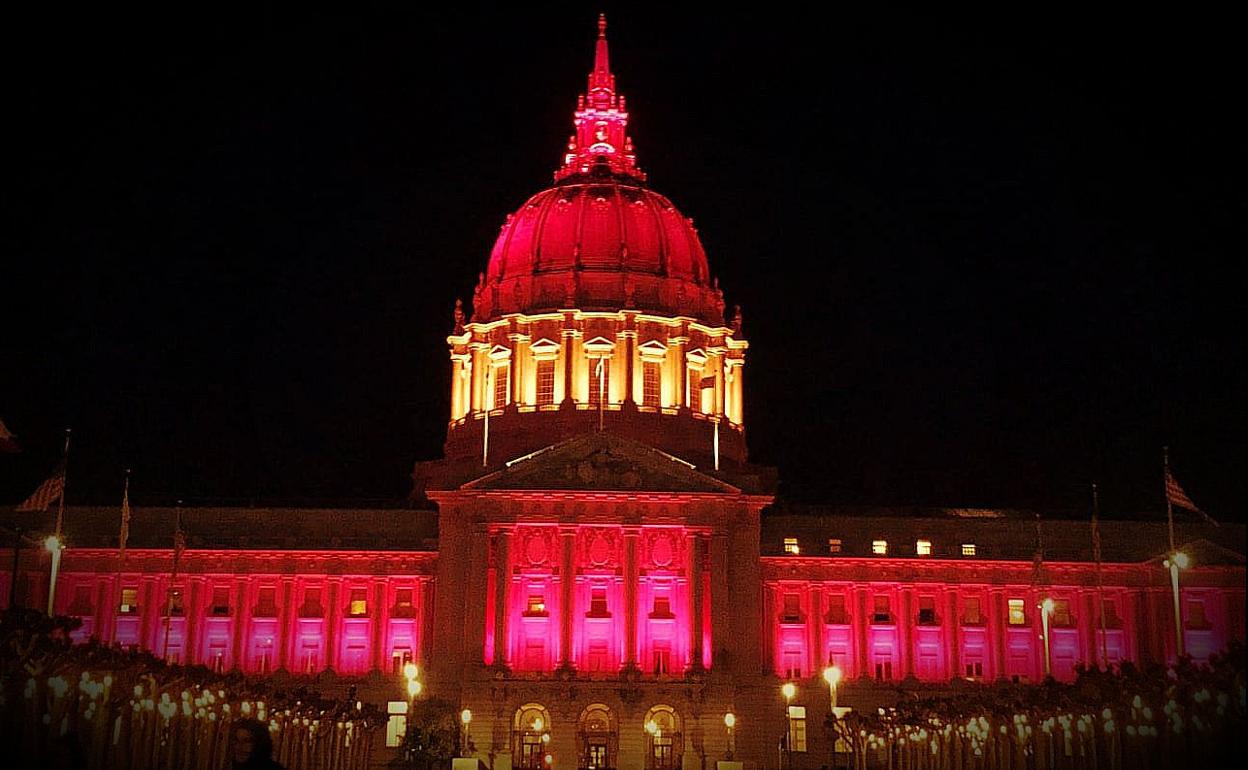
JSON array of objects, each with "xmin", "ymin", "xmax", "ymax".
[
  {"xmin": 526, "ymin": 595, "xmax": 546, "ymax": 615},
  {"xmin": 783, "ymin": 537, "xmax": 800, "ymax": 555},
  {"xmin": 916, "ymin": 539, "xmax": 932, "ymax": 556},
  {"xmin": 119, "ymin": 588, "xmax": 139, "ymax": 614},
  {"xmin": 872, "ymin": 540, "xmax": 888, "ymax": 555},
  {"xmin": 348, "ymin": 588, "xmax": 368, "ymax": 617},
  {"xmin": 961, "ymin": 543, "xmax": 977, "ymax": 557},
  {"xmin": 828, "ymin": 538, "xmax": 842, "ymax": 554},
  {"xmin": 1008, "ymin": 599, "xmax": 1026, "ymax": 625}
]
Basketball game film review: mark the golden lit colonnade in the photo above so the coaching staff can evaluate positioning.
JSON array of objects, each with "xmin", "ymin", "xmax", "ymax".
[{"xmin": 447, "ymin": 310, "xmax": 745, "ymax": 432}]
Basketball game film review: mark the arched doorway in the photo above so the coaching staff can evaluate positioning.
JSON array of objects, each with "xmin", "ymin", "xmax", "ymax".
[
  {"xmin": 577, "ymin": 704, "xmax": 618, "ymax": 770},
  {"xmin": 643, "ymin": 705, "xmax": 682, "ymax": 770},
  {"xmin": 513, "ymin": 703, "xmax": 552, "ymax": 770}
]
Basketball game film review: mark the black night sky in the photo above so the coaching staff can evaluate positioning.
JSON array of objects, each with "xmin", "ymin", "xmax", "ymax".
[{"xmin": 3, "ymin": 6, "xmax": 1242, "ymax": 522}]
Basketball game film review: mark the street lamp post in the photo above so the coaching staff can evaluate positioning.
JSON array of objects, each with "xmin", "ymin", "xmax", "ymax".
[
  {"xmin": 781, "ymin": 682, "xmax": 796, "ymax": 770},
  {"xmin": 44, "ymin": 535, "xmax": 63, "ymax": 616},
  {"xmin": 723, "ymin": 712, "xmax": 736, "ymax": 760},
  {"xmin": 1040, "ymin": 598, "xmax": 1055, "ymax": 678},
  {"xmin": 822, "ymin": 665, "xmax": 842, "ymax": 712},
  {"xmin": 460, "ymin": 708, "xmax": 472, "ymax": 757},
  {"xmin": 1164, "ymin": 551, "xmax": 1189, "ymax": 658},
  {"xmin": 402, "ymin": 662, "xmax": 422, "ymax": 752}
]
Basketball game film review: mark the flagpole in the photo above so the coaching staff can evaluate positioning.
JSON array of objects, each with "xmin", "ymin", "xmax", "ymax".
[
  {"xmin": 53, "ymin": 429, "xmax": 71, "ymax": 537},
  {"xmin": 1163, "ymin": 446, "xmax": 1175, "ymax": 553},
  {"xmin": 163, "ymin": 502, "xmax": 182, "ymax": 662},
  {"xmin": 1092, "ymin": 482, "xmax": 1109, "ymax": 668}
]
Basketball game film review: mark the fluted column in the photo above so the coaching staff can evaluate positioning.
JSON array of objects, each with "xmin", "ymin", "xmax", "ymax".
[
  {"xmin": 809, "ymin": 585, "xmax": 824, "ymax": 673},
  {"xmin": 559, "ymin": 527, "xmax": 576, "ymax": 669},
  {"xmin": 493, "ymin": 529, "xmax": 511, "ymax": 667},
  {"xmin": 900, "ymin": 588, "xmax": 914, "ymax": 678},
  {"xmin": 233, "ymin": 577, "xmax": 249, "ymax": 670},
  {"xmin": 510, "ymin": 333, "xmax": 529, "ymax": 405},
  {"xmin": 372, "ymin": 578, "xmax": 388, "ymax": 672},
  {"xmin": 710, "ymin": 532, "xmax": 729, "ymax": 670},
  {"xmin": 946, "ymin": 588, "xmax": 960, "ymax": 679},
  {"xmin": 989, "ymin": 590, "xmax": 1007, "ymax": 679},
  {"xmin": 185, "ymin": 578, "xmax": 203, "ymax": 663},
  {"xmin": 560, "ymin": 326, "xmax": 575, "ymax": 406},
  {"xmin": 854, "ymin": 586, "xmax": 869, "ymax": 679},
  {"xmin": 466, "ymin": 524, "xmax": 491, "ymax": 668},
  {"xmin": 450, "ymin": 355, "xmax": 466, "ymax": 419},
  {"xmin": 278, "ymin": 578, "xmax": 294, "ymax": 671},
  {"xmin": 325, "ymin": 579, "xmax": 341, "ymax": 672},
  {"xmin": 623, "ymin": 528, "xmax": 640, "ymax": 668},
  {"xmin": 689, "ymin": 533, "xmax": 705, "ymax": 670}
]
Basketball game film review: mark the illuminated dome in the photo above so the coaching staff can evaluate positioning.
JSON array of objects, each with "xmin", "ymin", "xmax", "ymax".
[
  {"xmin": 469, "ymin": 15, "xmax": 724, "ymax": 326},
  {"xmin": 476, "ymin": 177, "xmax": 722, "ymax": 324}
]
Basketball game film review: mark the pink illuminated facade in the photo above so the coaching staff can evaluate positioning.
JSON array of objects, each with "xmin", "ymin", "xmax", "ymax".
[{"xmin": 4, "ymin": 15, "xmax": 1245, "ymax": 770}]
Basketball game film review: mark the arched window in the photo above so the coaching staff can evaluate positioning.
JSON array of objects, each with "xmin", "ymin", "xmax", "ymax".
[
  {"xmin": 578, "ymin": 704, "xmax": 617, "ymax": 770},
  {"xmin": 642, "ymin": 705, "xmax": 682, "ymax": 770},
  {"xmin": 514, "ymin": 704, "xmax": 552, "ymax": 770}
]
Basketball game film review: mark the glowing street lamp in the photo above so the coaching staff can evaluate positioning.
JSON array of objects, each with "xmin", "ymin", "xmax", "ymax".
[
  {"xmin": 402, "ymin": 661, "xmax": 422, "ymax": 749},
  {"xmin": 724, "ymin": 712, "xmax": 736, "ymax": 759},
  {"xmin": 1163, "ymin": 552, "xmax": 1190, "ymax": 657},
  {"xmin": 1040, "ymin": 598, "xmax": 1055, "ymax": 677},
  {"xmin": 822, "ymin": 665, "xmax": 842, "ymax": 712},
  {"xmin": 781, "ymin": 683, "xmax": 797, "ymax": 770},
  {"xmin": 44, "ymin": 535, "xmax": 63, "ymax": 616},
  {"xmin": 460, "ymin": 708, "xmax": 472, "ymax": 756}
]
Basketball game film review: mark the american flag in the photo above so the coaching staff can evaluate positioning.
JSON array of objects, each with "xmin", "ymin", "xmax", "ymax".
[
  {"xmin": 16, "ymin": 467, "xmax": 65, "ymax": 511},
  {"xmin": 1165, "ymin": 468, "xmax": 1201, "ymax": 513},
  {"xmin": 1166, "ymin": 467, "xmax": 1217, "ymax": 525}
]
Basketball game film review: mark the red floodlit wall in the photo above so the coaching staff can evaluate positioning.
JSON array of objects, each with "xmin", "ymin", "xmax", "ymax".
[
  {"xmin": 36, "ymin": 550, "xmax": 436, "ymax": 678},
  {"xmin": 763, "ymin": 558, "xmax": 1244, "ymax": 684}
]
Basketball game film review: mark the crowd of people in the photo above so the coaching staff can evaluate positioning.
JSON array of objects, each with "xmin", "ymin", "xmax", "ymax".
[
  {"xmin": 1, "ymin": 608, "xmax": 381, "ymax": 770},
  {"xmin": 826, "ymin": 643, "xmax": 1246, "ymax": 769}
]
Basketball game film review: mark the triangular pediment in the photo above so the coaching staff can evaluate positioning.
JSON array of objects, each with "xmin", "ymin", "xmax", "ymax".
[
  {"xmin": 529, "ymin": 338, "xmax": 560, "ymax": 355},
  {"xmin": 462, "ymin": 432, "xmax": 741, "ymax": 493}
]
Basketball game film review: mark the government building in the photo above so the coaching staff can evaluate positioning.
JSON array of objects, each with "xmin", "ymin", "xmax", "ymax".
[{"xmin": 4, "ymin": 16, "xmax": 1244, "ymax": 770}]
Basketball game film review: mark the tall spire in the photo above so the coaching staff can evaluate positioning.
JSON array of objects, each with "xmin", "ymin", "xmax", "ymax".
[{"xmin": 555, "ymin": 14, "xmax": 646, "ymax": 182}]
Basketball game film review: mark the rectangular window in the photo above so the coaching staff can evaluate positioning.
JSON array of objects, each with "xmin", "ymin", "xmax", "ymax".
[
  {"xmin": 783, "ymin": 537, "xmax": 800, "ymax": 555},
  {"xmin": 254, "ymin": 587, "xmax": 277, "ymax": 617},
  {"xmin": 825, "ymin": 595, "xmax": 848, "ymax": 625},
  {"xmin": 164, "ymin": 589, "xmax": 184, "ymax": 617},
  {"xmin": 874, "ymin": 660, "xmax": 893, "ymax": 680},
  {"xmin": 781, "ymin": 594, "xmax": 803, "ymax": 622},
  {"xmin": 787, "ymin": 706, "xmax": 808, "ymax": 753},
  {"xmin": 536, "ymin": 359, "xmax": 556, "ymax": 406},
  {"xmin": 783, "ymin": 649, "xmax": 803, "ymax": 679},
  {"xmin": 393, "ymin": 588, "xmax": 415, "ymax": 618},
  {"xmin": 68, "ymin": 585, "xmax": 94, "ymax": 615},
  {"xmin": 348, "ymin": 588, "xmax": 368, "ymax": 617},
  {"xmin": 525, "ymin": 595, "xmax": 546, "ymax": 616},
  {"xmin": 385, "ymin": 701, "xmax": 409, "ymax": 748},
  {"xmin": 1186, "ymin": 600, "xmax": 1209, "ymax": 629},
  {"xmin": 643, "ymin": 360, "xmax": 662, "ymax": 406},
  {"xmin": 588, "ymin": 588, "xmax": 609, "ymax": 617},
  {"xmin": 651, "ymin": 595, "xmax": 673, "ymax": 618},
  {"xmin": 210, "ymin": 587, "xmax": 231, "ymax": 616},
  {"xmin": 828, "ymin": 538, "xmax": 842, "ymax": 554},
  {"xmin": 1008, "ymin": 599, "xmax": 1027, "ymax": 625},
  {"xmin": 872, "ymin": 595, "xmax": 892, "ymax": 623},
  {"xmin": 391, "ymin": 647, "xmax": 413, "ymax": 674},
  {"xmin": 965, "ymin": 661, "xmax": 984, "ymax": 679},
  {"xmin": 302, "ymin": 646, "xmax": 319, "ymax": 673},
  {"xmin": 119, "ymin": 587, "xmax": 139, "ymax": 615},
  {"xmin": 652, "ymin": 641, "xmax": 671, "ymax": 675},
  {"xmin": 587, "ymin": 638, "xmax": 608, "ymax": 672},
  {"xmin": 916, "ymin": 539, "xmax": 932, "ymax": 556},
  {"xmin": 300, "ymin": 587, "xmax": 324, "ymax": 617},
  {"xmin": 962, "ymin": 597, "xmax": 983, "ymax": 625},
  {"xmin": 961, "ymin": 543, "xmax": 977, "ymax": 557},
  {"xmin": 872, "ymin": 540, "xmax": 888, "ymax": 555},
  {"xmin": 1101, "ymin": 598, "xmax": 1121, "ymax": 628},
  {"xmin": 492, "ymin": 363, "xmax": 510, "ymax": 409},
  {"xmin": 588, "ymin": 358, "xmax": 609, "ymax": 405},
  {"xmin": 1052, "ymin": 599, "xmax": 1072, "ymax": 627},
  {"xmin": 917, "ymin": 596, "xmax": 938, "ymax": 625}
]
